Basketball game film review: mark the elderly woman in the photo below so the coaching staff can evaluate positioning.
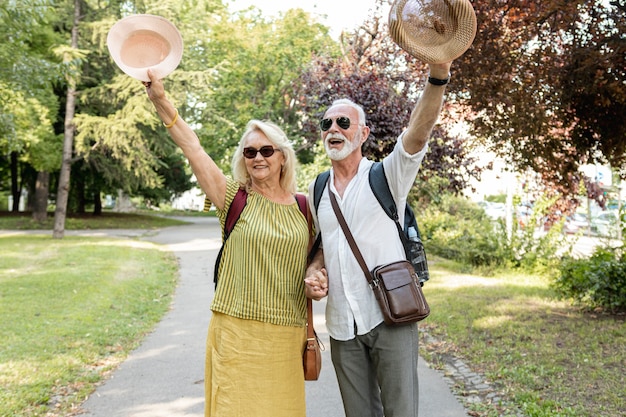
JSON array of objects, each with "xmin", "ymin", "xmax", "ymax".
[{"xmin": 144, "ymin": 70, "xmax": 313, "ymax": 417}]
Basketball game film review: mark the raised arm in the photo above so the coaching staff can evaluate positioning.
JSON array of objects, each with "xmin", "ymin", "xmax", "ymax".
[
  {"xmin": 402, "ymin": 61, "xmax": 453, "ymax": 155},
  {"xmin": 144, "ymin": 70, "xmax": 227, "ymax": 210}
]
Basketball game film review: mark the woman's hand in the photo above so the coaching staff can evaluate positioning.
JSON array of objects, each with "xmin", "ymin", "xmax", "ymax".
[
  {"xmin": 143, "ymin": 69, "xmax": 166, "ymax": 102},
  {"xmin": 305, "ymin": 268, "xmax": 328, "ymax": 301}
]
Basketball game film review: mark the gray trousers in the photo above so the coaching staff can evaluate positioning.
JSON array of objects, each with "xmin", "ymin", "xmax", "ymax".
[{"xmin": 330, "ymin": 321, "xmax": 420, "ymax": 417}]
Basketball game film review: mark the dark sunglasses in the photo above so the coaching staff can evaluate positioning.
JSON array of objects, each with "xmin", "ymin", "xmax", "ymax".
[
  {"xmin": 243, "ymin": 146, "xmax": 281, "ymax": 159},
  {"xmin": 320, "ymin": 116, "xmax": 354, "ymax": 131}
]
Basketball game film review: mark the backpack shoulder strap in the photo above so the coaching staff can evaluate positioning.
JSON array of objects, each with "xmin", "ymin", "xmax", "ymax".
[
  {"xmin": 313, "ymin": 170, "xmax": 331, "ymax": 211},
  {"xmin": 368, "ymin": 161, "xmax": 399, "ymax": 222},
  {"xmin": 215, "ymin": 188, "xmax": 247, "ymax": 288},
  {"xmin": 295, "ymin": 193, "xmax": 307, "ymax": 217},
  {"xmin": 224, "ymin": 188, "xmax": 248, "ymax": 238},
  {"xmin": 309, "ymin": 170, "xmax": 330, "ymax": 259}
]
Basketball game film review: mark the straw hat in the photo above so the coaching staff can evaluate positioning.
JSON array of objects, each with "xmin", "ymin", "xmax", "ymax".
[
  {"xmin": 107, "ymin": 14, "xmax": 183, "ymax": 82},
  {"xmin": 389, "ymin": 0, "xmax": 477, "ymax": 64}
]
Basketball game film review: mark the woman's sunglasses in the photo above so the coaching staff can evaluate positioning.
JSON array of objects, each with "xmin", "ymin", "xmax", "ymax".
[
  {"xmin": 320, "ymin": 116, "xmax": 354, "ymax": 131},
  {"xmin": 243, "ymin": 146, "xmax": 281, "ymax": 159}
]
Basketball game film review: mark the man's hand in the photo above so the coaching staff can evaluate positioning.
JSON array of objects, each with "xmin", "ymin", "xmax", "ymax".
[{"xmin": 305, "ymin": 268, "xmax": 328, "ymax": 300}]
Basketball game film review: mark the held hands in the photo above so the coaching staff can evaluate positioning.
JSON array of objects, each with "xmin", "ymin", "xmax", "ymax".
[{"xmin": 305, "ymin": 268, "xmax": 328, "ymax": 301}]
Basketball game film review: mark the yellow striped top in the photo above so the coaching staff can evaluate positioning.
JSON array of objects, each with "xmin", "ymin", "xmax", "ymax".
[{"xmin": 211, "ymin": 179, "xmax": 309, "ymax": 327}]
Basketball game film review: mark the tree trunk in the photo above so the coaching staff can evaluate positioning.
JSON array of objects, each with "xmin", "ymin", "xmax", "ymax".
[
  {"xmin": 52, "ymin": 0, "xmax": 80, "ymax": 239},
  {"xmin": 32, "ymin": 171, "xmax": 50, "ymax": 222},
  {"xmin": 93, "ymin": 189, "xmax": 102, "ymax": 215},
  {"xmin": 10, "ymin": 151, "xmax": 19, "ymax": 212},
  {"xmin": 76, "ymin": 173, "xmax": 86, "ymax": 214}
]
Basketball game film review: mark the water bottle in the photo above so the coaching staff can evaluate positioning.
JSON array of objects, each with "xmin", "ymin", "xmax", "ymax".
[{"xmin": 407, "ymin": 226, "xmax": 429, "ymax": 285}]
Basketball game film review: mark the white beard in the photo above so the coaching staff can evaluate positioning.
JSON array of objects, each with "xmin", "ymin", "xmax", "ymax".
[{"xmin": 324, "ymin": 131, "xmax": 361, "ymax": 161}]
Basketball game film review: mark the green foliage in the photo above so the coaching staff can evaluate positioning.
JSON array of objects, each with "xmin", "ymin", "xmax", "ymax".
[
  {"xmin": 418, "ymin": 193, "xmax": 510, "ymax": 272},
  {"xmin": 295, "ymin": 143, "xmax": 332, "ymax": 193},
  {"xmin": 460, "ymin": 0, "xmax": 625, "ymax": 205},
  {"xmin": 189, "ymin": 7, "xmax": 335, "ymax": 172},
  {"xmin": 553, "ymin": 247, "xmax": 626, "ymax": 312},
  {"xmin": 138, "ymin": 152, "xmax": 195, "ymax": 205},
  {"xmin": 417, "ymin": 192, "xmax": 565, "ymax": 274},
  {"xmin": 485, "ymin": 194, "xmax": 506, "ymax": 204},
  {"xmin": 507, "ymin": 195, "xmax": 567, "ymax": 273}
]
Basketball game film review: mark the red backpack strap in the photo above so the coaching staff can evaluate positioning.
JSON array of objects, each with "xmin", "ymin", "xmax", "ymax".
[
  {"xmin": 295, "ymin": 193, "xmax": 307, "ymax": 218},
  {"xmin": 224, "ymin": 188, "xmax": 248, "ymax": 237},
  {"xmin": 296, "ymin": 193, "xmax": 317, "ymax": 255},
  {"xmin": 215, "ymin": 188, "xmax": 247, "ymax": 288}
]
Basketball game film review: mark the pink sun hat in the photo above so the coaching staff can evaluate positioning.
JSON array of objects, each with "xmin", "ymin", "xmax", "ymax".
[{"xmin": 107, "ymin": 14, "xmax": 183, "ymax": 82}]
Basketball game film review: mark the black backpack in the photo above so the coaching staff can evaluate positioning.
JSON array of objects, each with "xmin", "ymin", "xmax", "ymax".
[{"xmin": 311, "ymin": 161, "xmax": 429, "ymax": 285}]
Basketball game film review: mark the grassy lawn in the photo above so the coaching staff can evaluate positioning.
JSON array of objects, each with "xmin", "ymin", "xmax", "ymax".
[
  {"xmin": 0, "ymin": 210, "xmax": 194, "ymax": 230},
  {"xmin": 1, "ymin": 212, "xmax": 624, "ymax": 416},
  {"xmin": 421, "ymin": 258, "xmax": 626, "ymax": 417},
  {"xmin": 0, "ymin": 212, "xmax": 182, "ymax": 416}
]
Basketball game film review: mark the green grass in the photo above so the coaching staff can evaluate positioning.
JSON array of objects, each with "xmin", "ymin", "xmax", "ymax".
[
  {"xmin": 1, "ymin": 212, "xmax": 624, "ymax": 416},
  {"xmin": 421, "ymin": 257, "xmax": 626, "ymax": 417},
  {"xmin": 0, "ymin": 234, "xmax": 179, "ymax": 417},
  {"xmin": 0, "ymin": 210, "xmax": 194, "ymax": 230}
]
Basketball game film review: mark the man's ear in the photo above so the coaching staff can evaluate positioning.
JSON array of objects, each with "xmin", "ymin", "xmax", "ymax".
[{"xmin": 360, "ymin": 126, "xmax": 371, "ymax": 144}]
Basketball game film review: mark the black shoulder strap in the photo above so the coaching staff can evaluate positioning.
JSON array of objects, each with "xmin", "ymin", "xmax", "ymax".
[
  {"xmin": 368, "ymin": 161, "xmax": 399, "ymax": 223},
  {"xmin": 313, "ymin": 170, "xmax": 331, "ymax": 211},
  {"xmin": 309, "ymin": 171, "xmax": 330, "ymax": 258},
  {"xmin": 369, "ymin": 161, "xmax": 417, "ymax": 260}
]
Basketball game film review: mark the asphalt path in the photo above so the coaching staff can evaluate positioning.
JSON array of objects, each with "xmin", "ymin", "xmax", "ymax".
[{"xmin": 55, "ymin": 216, "xmax": 469, "ymax": 417}]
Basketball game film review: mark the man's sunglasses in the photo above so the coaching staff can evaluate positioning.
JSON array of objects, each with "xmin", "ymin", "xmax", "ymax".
[
  {"xmin": 243, "ymin": 146, "xmax": 281, "ymax": 159},
  {"xmin": 320, "ymin": 116, "xmax": 354, "ymax": 131}
]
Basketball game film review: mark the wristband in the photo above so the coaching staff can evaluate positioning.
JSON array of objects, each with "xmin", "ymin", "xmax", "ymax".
[
  {"xmin": 164, "ymin": 109, "xmax": 179, "ymax": 129},
  {"xmin": 428, "ymin": 75, "xmax": 450, "ymax": 86}
]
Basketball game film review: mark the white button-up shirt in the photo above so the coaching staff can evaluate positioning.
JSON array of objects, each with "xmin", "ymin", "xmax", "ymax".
[{"xmin": 309, "ymin": 136, "xmax": 427, "ymax": 340}]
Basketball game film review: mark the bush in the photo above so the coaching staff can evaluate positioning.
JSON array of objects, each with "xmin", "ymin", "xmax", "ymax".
[
  {"xmin": 418, "ymin": 194, "xmax": 512, "ymax": 271},
  {"xmin": 553, "ymin": 247, "xmax": 626, "ymax": 312},
  {"xmin": 416, "ymin": 193, "xmax": 565, "ymax": 274}
]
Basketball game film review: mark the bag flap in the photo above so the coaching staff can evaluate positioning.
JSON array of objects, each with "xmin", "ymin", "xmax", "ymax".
[{"xmin": 372, "ymin": 261, "xmax": 416, "ymax": 290}]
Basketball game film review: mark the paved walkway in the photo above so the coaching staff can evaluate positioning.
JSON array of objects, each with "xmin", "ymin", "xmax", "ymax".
[{"xmin": 63, "ymin": 216, "xmax": 469, "ymax": 417}]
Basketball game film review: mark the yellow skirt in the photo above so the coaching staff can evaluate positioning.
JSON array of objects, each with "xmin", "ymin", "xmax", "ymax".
[{"xmin": 205, "ymin": 312, "xmax": 307, "ymax": 417}]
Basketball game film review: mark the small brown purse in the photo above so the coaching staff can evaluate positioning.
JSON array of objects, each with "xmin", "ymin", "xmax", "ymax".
[{"xmin": 303, "ymin": 298, "xmax": 322, "ymax": 380}]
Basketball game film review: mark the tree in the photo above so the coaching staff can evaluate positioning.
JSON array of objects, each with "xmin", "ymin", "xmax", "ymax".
[
  {"xmin": 181, "ymin": 6, "xmax": 336, "ymax": 171},
  {"xmin": 53, "ymin": 0, "xmax": 83, "ymax": 239},
  {"xmin": 0, "ymin": 1, "xmax": 62, "ymax": 216},
  {"xmin": 291, "ymin": 3, "xmax": 484, "ymax": 196},
  {"xmin": 455, "ymin": 0, "xmax": 625, "ymax": 212}
]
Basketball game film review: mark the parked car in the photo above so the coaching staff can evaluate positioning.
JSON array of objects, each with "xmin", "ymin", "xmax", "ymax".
[
  {"xmin": 591, "ymin": 211, "xmax": 620, "ymax": 238},
  {"xmin": 481, "ymin": 202, "xmax": 506, "ymax": 220},
  {"xmin": 516, "ymin": 204, "xmax": 533, "ymax": 228},
  {"xmin": 564, "ymin": 213, "xmax": 590, "ymax": 234}
]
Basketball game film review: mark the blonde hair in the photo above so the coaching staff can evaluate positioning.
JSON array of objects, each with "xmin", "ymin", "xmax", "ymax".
[{"xmin": 232, "ymin": 120, "xmax": 298, "ymax": 194}]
